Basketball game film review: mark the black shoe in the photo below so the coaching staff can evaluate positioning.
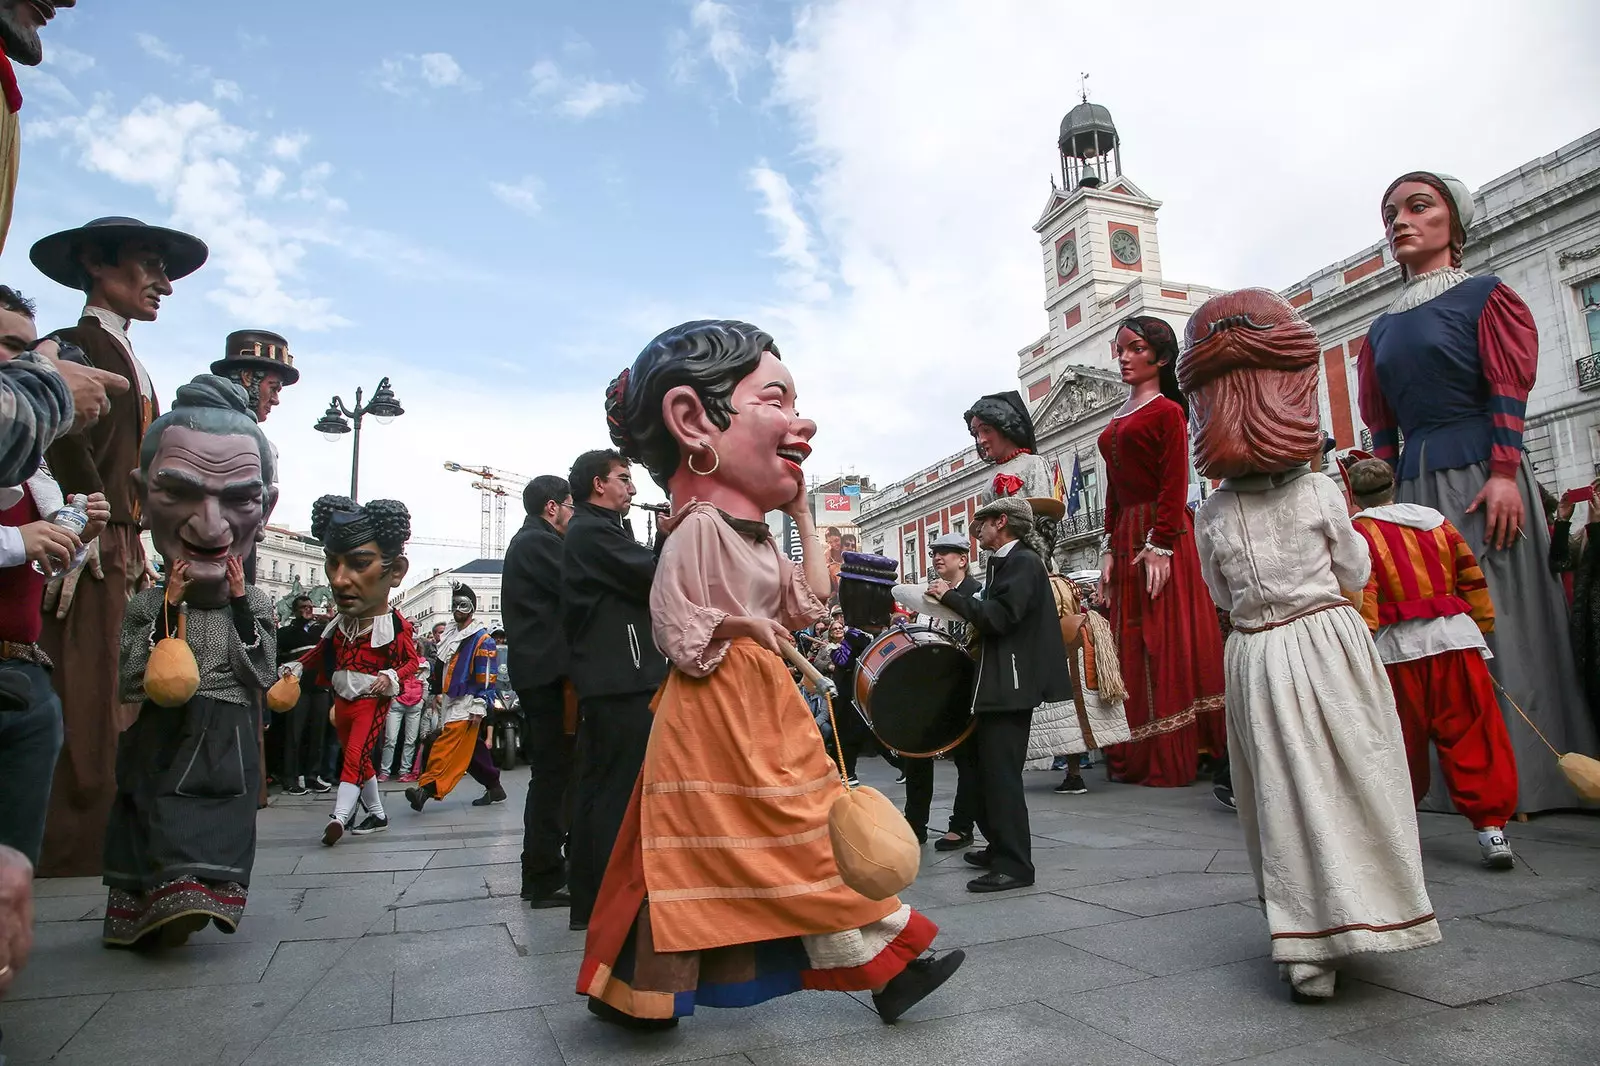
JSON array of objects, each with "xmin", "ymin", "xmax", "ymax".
[
  {"xmin": 310, "ymin": 776, "xmax": 334, "ymax": 793},
  {"xmin": 967, "ymin": 871, "xmax": 1033, "ymax": 893},
  {"xmin": 351, "ymin": 814, "xmax": 389, "ymax": 836},
  {"xmin": 321, "ymin": 820, "xmax": 343, "ymax": 847},
  {"xmin": 962, "ymin": 850, "xmax": 992, "ymax": 869},
  {"xmin": 1054, "ymin": 773, "xmax": 1088, "ymax": 795},
  {"xmin": 284, "ymin": 779, "xmax": 309, "ymax": 796},
  {"xmin": 471, "ymin": 785, "xmax": 508, "ymax": 807},
  {"xmin": 569, "ymin": 917, "xmax": 589, "ymax": 932},
  {"xmin": 872, "ymin": 950, "xmax": 966, "ymax": 1024},
  {"xmin": 934, "ymin": 831, "xmax": 973, "ymax": 852},
  {"xmin": 1213, "ymin": 783, "xmax": 1236, "ymax": 811},
  {"xmin": 586, "ymin": 996, "xmax": 678, "ymax": 1030},
  {"xmin": 405, "ymin": 784, "xmax": 432, "ymax": 812},
  {"xmin": 527, "ymin": 886, "xmax": 571, "ymax": 910}
]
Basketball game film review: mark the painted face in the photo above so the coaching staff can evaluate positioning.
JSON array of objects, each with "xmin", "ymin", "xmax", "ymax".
[
  {"xmin": 704, "ymin": 351, "xmax": 817, "ymax": 513},
  {"xmin": 1113, "ymin": 326, "xmax": 1162, "ymax": 386},
  {"xmin": 591, "ymin": 462, "xmax": 636, "ymax": 513},
  {"xmin": 0, "ymin": 0, "xmax": 73, "ymax": 67},
  {"xmin": 85, "ymin": 239, "xmax": 174, "ymax": 322},
  {"xmin": 140, "ymin": 425, "xmax": 269, "ymax": 606},
  {"xmin": 325, "ymin": 541, "xmax": 408, "ymax": 620},
  {"xmin": 242, "ymin": 369, "xmax": 284, "ymax": 422},
  {"xmin": 932, "ymin": 549, "xmax": 967, "ymax": 583},
  {"xmin": 968, "ymin": 417, "xmax": 1018, "ymax": 464},
  {"xmin": 1383, "ymin": 180, "xmax": 1455, "ymax": 275},
  {"xmin": 0, "ymin": 303, "xmax": 38, "ymax": 361}
]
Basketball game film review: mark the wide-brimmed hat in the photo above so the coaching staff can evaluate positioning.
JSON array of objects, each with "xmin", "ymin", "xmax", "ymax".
[
  {"xmin": 840, "ymin": 551, "xmax": 898, "ymax": 586},
  {"xmin": 973, "ymin": 495, "xmax": 1034, "ymax": 531},
  {"xmin": 212, "ymin": 329, "xmax": 299, "ymax": 385},
  {"xmin": 1026, "ymin": 496, "xmax": 1066, "ymax": 520},
  {"xmin": 29, "ymin": 216, "xmax": 208, "ymax": 290}
]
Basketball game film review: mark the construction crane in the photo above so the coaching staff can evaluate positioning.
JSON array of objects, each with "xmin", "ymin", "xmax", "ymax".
[{"xmin": 443, "ymin": 462, "xmax": 530, "ymax": 558}]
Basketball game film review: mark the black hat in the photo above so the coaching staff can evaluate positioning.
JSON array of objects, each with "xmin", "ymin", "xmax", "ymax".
[
  {"xmin": 451, "ymin": 583, "xmax": 477, "ymax": 612},
  {"xmin": 30, "ymin": 216, "xmax": 208, "ymax": 290},
  {"xmin": 212, "ymin": 329, "xmax": 299, "ymax": 385},
  {"xmin": 839, "ymin": 551, "xmax": 898, "ymax": 587},
  {"xmin": 963, "ymin": 390, "xmax": 1038, "ymax": 455}
]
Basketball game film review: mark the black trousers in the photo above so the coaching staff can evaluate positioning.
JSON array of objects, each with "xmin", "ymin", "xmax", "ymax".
[
  {"xmin": 518, "ymin": 683, "xmax": 573, "ymax": 897},
  {"xmin": 902, "ymin": 737, "xmax": 978, "ymax": 842},
  {"xmin": 282, "ymin": 685, "xmax": 330, "ymax": 784},
  {"xmin": 567, "ymin": 690, "xmax": 655, "ymax": 924},
  {"xmin": 967, "ymin": 709, "xmax": 1035, "ymax": 881}
]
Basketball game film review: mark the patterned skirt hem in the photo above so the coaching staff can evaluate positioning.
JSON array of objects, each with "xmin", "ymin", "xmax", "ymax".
[
  {"xmin": 102, "ymin": 878, "xmax": 247, "ymax": 946},
  {"xmin": 1126, "ymin": 693, "xmax": 1225, "ymax": 742},
  {"xmin": 1270, "ymin": 914, "xmax": 1442, "ymax": 964}
]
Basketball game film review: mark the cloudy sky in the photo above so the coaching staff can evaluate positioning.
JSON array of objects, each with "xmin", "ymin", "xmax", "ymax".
[{"xmin": 5, "ymin": 0, "xmax": 1598, "ymax": 580}]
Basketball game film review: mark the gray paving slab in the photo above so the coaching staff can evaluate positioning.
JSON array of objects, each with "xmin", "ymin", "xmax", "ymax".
[
  {"xmin": 1342, "ymin": 916, "xmax": 1600, "ymax": 1006},
  {"xmin": 290, "ymin": 847, "xmax": 437, "ymax": 875},
  {"xmin": 31, "ymin": 894, "xmax": 103, "ymax": 923},
  {"xmin": 391, "ymin": 864, "xmax": 501, "ymax": 905},
  {"xmin": 1503, "ymin": 838, "xmax": 1600, "ymax": 878},
  {"xmin": 1045, "ymin": 957, "xmax": 1444, "ymax": 1065},
  {"xmin": 746, "ymin": 1000, "xmax": 1169, "ymax": 1066},
  {"xmin": 543, "ymin": 988, "xmax": 883, "ymax": 1066},
  {"xmin": 1052, "ymin": 901, "xmax": 1270, "ymax": 976},
  {"xmin": 1344, "ymin": 978, "xmax": 1600, "ymax": 1066},
  {"xmin": 916, "ymin": 890, "xmax": 1131, "ymax": 948},
  {"xmin": 1033, "ymin": 845, "xmax": 1221, "ymax": 881},
  {"xmin": 1207, "ymin": 848, "xmax": 1254, "ymax": 874},
  {"xmin": 1059, "ymin": 870, "xmax": 1258, "ymax": 916},
  {"xmin": 1225, "ymin": 1038, "xmax": 1405, "ymax": 1065},
  {"xmin": 245, "ymin": 1007, "xmax": 563, "ymax": 1065},
  {"xmin": 422, "ymin": 843, "xmax": 524, "ymax": 868},
  {"xmin": 6, "ymin": 920, "xmax": 279, "ymax": 1001},
  {"xmin": 892, "ymin": 935, "xmax": 1147, "ymax": 1020},
  {"xmin": 50, "ymin": 980, "xmax": 307, "ymax": 1066},
  {"xmin": 0, "ymin": 993, "xmax": 108, "ymax": 1064},
  {"xmin": 1421, "ymin": 872, "xmax": 1595, "ymax": 920},
  {"xmin": 1477, "ymin": 891, "xmax": 1600, "ymax": 940}
]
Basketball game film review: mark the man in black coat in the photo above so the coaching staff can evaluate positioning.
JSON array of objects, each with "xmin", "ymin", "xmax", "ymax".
[
  {"xmin": 502, "ymin": 474, "xmax": 575, "ymax": 909},
  {"xmin": 929, "ymin": 497, "xmax": 1070, "ymax": 892},
  {"xmin": 561, "ymin": 449, "xmax": 667, "ymax": 930},
  {"xmin": 276, "ymin": 595, "xmax": 333, "ymax": 796}
]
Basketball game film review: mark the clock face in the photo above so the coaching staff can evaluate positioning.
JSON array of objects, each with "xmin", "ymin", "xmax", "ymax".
[
  {"xmin": 1110, "ymin": 228, "xmax": 1140, "ymax": 265},
  {"xmin": 1056, "ymin": 238, "xmax": 1078, "ymax": 278}
]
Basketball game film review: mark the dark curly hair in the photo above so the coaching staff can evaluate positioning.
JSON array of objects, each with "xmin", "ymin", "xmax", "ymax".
[
  {"xmin": 311, "ymin": 495, "xmax": 411, "ymax": 566},
  {"xmin": 605, "ymin": 319, "xmax": 779, "ymax": 489},
  {"xmin": 1119, "ymin": 315, "xmax": 1188, "ymax": 418},
  {"xmin": 138, "ymin": 374, "xmax": 275, "ymax": 484}
]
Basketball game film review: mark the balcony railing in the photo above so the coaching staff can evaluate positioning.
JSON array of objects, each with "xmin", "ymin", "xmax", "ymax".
[
  {"xmin": 1578, "ymin": 353, "xmax": 1600, "ymax": 391},
  {"xmin": 1056, "ymin": 507, "xmax": 1104, "ymax": 542}
]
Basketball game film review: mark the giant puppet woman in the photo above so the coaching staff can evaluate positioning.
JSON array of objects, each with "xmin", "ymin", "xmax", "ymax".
[
  {"xmin": 1356, "ymin": 171, "xmax": 1598, "ymax": 813},
  {"xmin": 577, "ymin": 320, "xmax": 963, "ymax": 1029},
  {"xmin": 1096, "ymin": 316, "xmax": 1225, "ymax": 786},
  {"xmin": 103, "ymin": 376, "xmax": 278, "ymax": 948}
]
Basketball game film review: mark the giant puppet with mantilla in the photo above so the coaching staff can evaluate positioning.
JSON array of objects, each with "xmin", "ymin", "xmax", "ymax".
[
  {"xmin": 578, "ymin": 319, "xmax": 962, "ymax": 1029},
  {"xmin": 964, "ymin": 390, "xmax": 1053, "ymax": 504},
  {"xmin": 281, "ymin": 496, "xmax": 422, "ymax": 848}
]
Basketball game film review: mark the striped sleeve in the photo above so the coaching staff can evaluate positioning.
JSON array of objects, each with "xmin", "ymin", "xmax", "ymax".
[
  {"xmin": 1478, "ymin": 284, "xmax": 1538, "ymax": 479},
  {"xmin": 0, "ymin": 354, "xmax": 73, "ymax": 486},
  {"xmin": 1445, "ymin": 522, "xmax": 1494, "ymax": 633},
  {"xmin": 1353, "ymin": 520, "xmax": 1382, "ymax": 632},
  {"xmin": 1354, "ymin": 337, "xmax": 1399, "ymax": 469}
]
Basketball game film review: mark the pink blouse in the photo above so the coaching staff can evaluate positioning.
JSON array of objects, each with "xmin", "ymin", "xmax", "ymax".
[{"xmin": 650, "ymin": 504, "xmax": 828, "ymax": 677}]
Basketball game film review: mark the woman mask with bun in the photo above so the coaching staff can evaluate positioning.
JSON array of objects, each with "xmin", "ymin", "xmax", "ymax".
[
  {"xmin": 1183, "ymin": 289, "xmax": 1440, "ymax": 1002},
  {"xmin": 577, "ymin": 319, "xmax": 963, "ymax": 1029},
  {"xmin": 1356, "ymin": 170, "xmax": 1596, "ymax": 813}
]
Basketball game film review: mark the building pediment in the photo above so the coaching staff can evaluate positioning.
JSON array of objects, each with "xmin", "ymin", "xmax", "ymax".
[
  {"xmin": 1032, "ymin": 365, "xmax": 1129, "ymax": 433},
  {"xmin": 1034, "ymin": 184, "xmax": 1077, "ymax": 230}
]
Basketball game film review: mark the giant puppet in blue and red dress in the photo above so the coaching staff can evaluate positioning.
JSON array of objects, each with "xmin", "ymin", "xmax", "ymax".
[{"xmin": 1355, "ymin": 169, "xmax": 1598, "ymax": 815}]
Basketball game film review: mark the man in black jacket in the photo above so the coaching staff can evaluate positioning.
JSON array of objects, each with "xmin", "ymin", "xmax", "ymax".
[
  {"xmin": 276, "ymin": 595, "xmax": 333, "ymax": 796},
  {"xmin": 929, "ymin": 497, "xmax": 1070, "ymax": 893},
  {"xmin": 502, "ymin": 474, "xmax": 574, "ymax": 909},
  {"xmin": 561, "ymin": 448, "xmax": 667, "ymax": 930}
]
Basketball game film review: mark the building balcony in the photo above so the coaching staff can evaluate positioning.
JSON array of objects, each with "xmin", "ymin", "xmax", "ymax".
[
  {"xmin": 1578, "ymin": 353, "xmax": 1600, "ymax": 391},
  {"xmin": 1057, "ymin": 507, "xmax": 1104, "ymax": 542}
]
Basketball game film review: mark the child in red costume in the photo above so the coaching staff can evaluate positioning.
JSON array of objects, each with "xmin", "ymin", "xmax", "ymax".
[
  {"xmin": 282, "ymin": 496, "xmax": 421, "ymax": 846},
  {"xmin": 1345, "ymin": 458, "xmax": 1519, "ymax": 869}
]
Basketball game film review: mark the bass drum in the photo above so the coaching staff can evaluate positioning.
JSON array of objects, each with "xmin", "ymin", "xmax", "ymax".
[{"xmin": 854, "ymin": 624, "xmax": 976, "ymax": 757}]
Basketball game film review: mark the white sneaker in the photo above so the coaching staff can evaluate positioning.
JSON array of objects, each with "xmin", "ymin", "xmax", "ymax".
[{"xmin": 1477, "ymin": 827, "xmax": 1515, "ymax": 870}]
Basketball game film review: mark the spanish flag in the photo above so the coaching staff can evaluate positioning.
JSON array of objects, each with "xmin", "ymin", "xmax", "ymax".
[{"xmin": 1051, "ymin": 460, "xmax": 1066, "ymax": 502}]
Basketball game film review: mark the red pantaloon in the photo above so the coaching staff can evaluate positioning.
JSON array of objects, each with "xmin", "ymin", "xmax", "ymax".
[
  {"xmin": 1384, "ymin": 649, "xmax": 1518, "ymax": 828},
  {"xmin": 334, "ymin": 696, "xmax": 385, "ymax": 786}
]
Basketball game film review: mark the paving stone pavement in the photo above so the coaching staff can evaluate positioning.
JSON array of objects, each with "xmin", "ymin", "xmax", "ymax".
[{"xmin": 3, "ymin": 759, "xmax": 1598, "ymax": 1065}]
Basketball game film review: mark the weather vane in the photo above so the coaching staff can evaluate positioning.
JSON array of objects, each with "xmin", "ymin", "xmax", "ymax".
[{"xmin": 1080, "ymin": 72, "xmax": 1091, "ymax": 104}]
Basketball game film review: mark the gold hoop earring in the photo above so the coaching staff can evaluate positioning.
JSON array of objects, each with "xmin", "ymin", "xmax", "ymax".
[{"xmin": 687, "ymin": 444, "xmax": 720, "ymax": 476}]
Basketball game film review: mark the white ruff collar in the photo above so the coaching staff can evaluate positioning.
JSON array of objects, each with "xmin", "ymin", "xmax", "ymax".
[
  {"xmin": 1388, "ymin": 265, "xmax": 1472, "ymax": 314},
  {"xmin": 324, "ymin": 611, "xmax": 395, "ymax": 648}
]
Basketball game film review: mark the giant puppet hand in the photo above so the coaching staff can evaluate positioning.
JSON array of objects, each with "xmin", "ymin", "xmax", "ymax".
[
  {"xmin": 43, "ymin": 536, "xmax": 103, "ymax": 619},
  {"xmin": 1466, "ymin": 473, "xmax": 1525, "ymax": 552}
]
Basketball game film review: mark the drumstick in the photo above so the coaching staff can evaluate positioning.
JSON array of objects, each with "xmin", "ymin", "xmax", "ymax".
[{"xmin": 780, "ymin": 640, "xmax": 836, "ymax": 698}]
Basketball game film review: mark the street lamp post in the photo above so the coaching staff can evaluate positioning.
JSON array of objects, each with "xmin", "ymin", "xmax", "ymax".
[{"xmin": 313, "ymin": 377, "xmax": 405, "ymax": 502}]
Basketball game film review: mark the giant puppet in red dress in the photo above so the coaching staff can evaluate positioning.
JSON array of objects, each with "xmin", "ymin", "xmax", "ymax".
[{"xmin": 1096, "ymin": 315, "xmax": 1226, "ymax": 787}]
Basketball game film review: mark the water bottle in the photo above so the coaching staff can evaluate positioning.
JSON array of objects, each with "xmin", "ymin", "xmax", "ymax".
[{"xmin": 32, "ymin": 494, "xmax": 90, "ymax": 577}]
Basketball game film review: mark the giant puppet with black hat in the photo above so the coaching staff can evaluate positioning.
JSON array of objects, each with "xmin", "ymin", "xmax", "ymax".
[
  {"xmin": 213, "ymin": 329, "xmax": 299, "ymax": 425},
  {"xmin": 30, "ymin": 215, "xmax": 208, "ymax": 877}
]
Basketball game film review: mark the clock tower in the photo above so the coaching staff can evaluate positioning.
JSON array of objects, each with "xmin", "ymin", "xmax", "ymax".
[{"xmin": 1021, "ymin": 96, "xmax": 1190, "ymax": 402}]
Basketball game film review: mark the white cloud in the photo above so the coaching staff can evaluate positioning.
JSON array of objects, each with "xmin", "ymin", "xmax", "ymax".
[
  {"xmin": 44, "ymin": 45, "xmax": 96, "ymax": 76},
  {"xmin": 254, "ymin": 166, "xmax": 286, "ymax": 197},
  {"xmin": 526, "ymin": 60, "xmax": 643, "ymax": 119},
  {"xmin": 270, "ymin": 132, "xmax": 309, "ymax": 160},
  {"xmin": 13, "ymin": 66, "xmax": 79, "ymax": 109},
  {"xmin": 135, "ymin": 33, "xmax": 183, "ymax": 66},
  {"xmin": 489, "ymin": 175, "xmax": 543, "ymax": 217},
  {"xmin": 31, "ymin": 96, "xmax": 349, "ymax": 330},
  {"xmin": 748, "ymin": 162, "xmax": 828, "ymax": 302},
  {"xmin": 212, "ymin": 78, "xmax": 243, "ymax": 103},
  {"xmin": 671, "ymin": 0, "xmax": 759, "ymax": 99},
  {"xmin": 375, "ymin": 52, "xmax": 477, "ymax": 96},
  {"xmin": 745, "ymin": 0, "xmax": 1600, "ymax": 482}
]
